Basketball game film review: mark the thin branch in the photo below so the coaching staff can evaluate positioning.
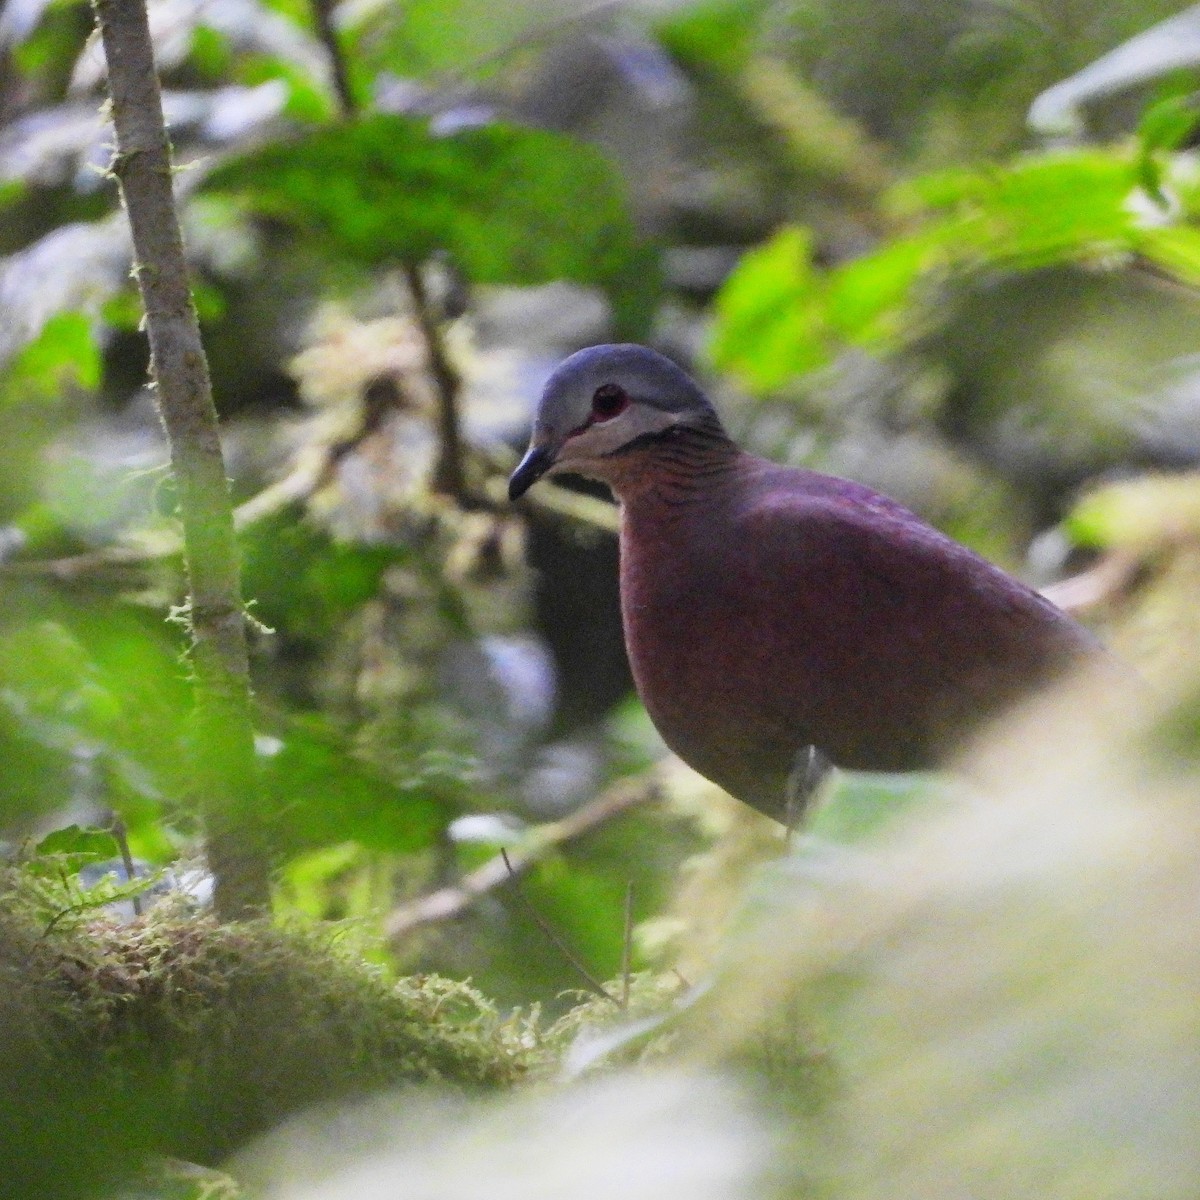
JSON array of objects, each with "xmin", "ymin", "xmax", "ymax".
[
  {"xmin": 385, "ymin": 771, "xmax": 660, "ymax": 942},
  {"xmin": 403, "ymin": 262, "xmax": 467, "ymax": 501},
  {"xmin": 0, "ymin": 544, "xmax": 173, "ymax": 581},
  {"xmin": 91, "ymin": 0, "xmax": 269, "ymax": 918},
  {"xmin": 1040, "ymin": 548, "xmax": 1142, "ymax": 614},
  {"xmin": 482, "ymin": 468, "xmax": 620, "ymax": 534},
  {"xmin": 110, "ymin": 813, "xmax": 143, "ymax": 918},
  {"xmin": 307, "ymin": 0, "xmax": 470, "ymax": 508},
  {"xmin": 0, "ymin": 425, "xmax": 620, "ymax": 589},
  {"xmin": 621, "ymin": 879, "xmax": 634, "ymax": 1009},
  {"xmin": 307, "ymin": 0, "xmax": 466, "ymax": 503},
  {"xmin": 501, "ymin": 848, "xmax": 619, "ymax": 1007},
  {"xmin": 309, "ymin": 0, "xmax": 356, "ymax": 117},
  {"xmin": 1, "ymin": 376, "xmax": 408, "ymax": 578},
  {"xmin": 434, "ymin": 0, "xmax": 623, "ymax": 93}
]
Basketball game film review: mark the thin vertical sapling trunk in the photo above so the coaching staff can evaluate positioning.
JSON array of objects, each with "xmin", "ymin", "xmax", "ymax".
[{"xmin": 90, "ymin": 0, "xmax": 271, "ymax": 917}]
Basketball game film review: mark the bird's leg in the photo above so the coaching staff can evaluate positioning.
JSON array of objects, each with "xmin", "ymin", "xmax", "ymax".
[{"xmin": 784, "ymin": 745, "xmax": 832, "ymax": 839}]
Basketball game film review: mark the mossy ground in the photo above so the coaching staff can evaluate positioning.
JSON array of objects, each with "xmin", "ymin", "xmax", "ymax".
[{"xmin": 0, "ymin": 877, "xmax": 532, "ymax": 1198}]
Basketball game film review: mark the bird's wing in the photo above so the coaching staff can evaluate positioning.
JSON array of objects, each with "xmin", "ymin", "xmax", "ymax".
[
  {"xmin": 738, "ymin": 482, "xmax": 1072, "ymax": 638},
  {"xmin": 733, "ymin": 484, "xmax": 1096, "ymax": 727}
]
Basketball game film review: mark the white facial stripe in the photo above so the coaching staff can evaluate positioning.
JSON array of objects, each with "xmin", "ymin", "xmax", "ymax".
[{"xmin": 557, "ymin": 404, "xmax": 679, "ymax": 463}]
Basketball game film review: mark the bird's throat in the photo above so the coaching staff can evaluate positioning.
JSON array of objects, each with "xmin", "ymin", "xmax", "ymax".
[{"xmin": 603, "ymin": 418, "xmax": 739, "ymax": 506}]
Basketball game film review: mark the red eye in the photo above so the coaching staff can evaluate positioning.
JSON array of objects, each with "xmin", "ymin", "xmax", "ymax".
[{"xmin": 591, "ymin": 384, "xmax": 629, "ymax": 420}]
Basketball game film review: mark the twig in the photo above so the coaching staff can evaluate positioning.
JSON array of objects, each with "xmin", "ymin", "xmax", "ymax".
[
  {"xmin": 482, "ymin": 469, "xmax": 620, "ymax": 534},
  {"xmin": 501, "ymin": 848, "xmax": 619, "ymax": 1007},
  {"xmin": 434, "ymin": 0, "xmax": 623, "ymax": 93},
  {"xmin": 1, "ymin": 376, "xmax": 407, "ymax": 579},
  {"xmin": 310, "ymin": 0, "xmax": 471, "ymax": 508},
  {"xmin": 1040, "ymin": 548, "xmax": 1142, "ymax": 613},
  {"xmin": 91, "ymin": 0, "xmax": 269, "ymax": 918},
  {"xmin": 310, "ymin": 0, "xmax": 356, "ymax": 117},
  {"xmin": 621, "ymin": 879, "xmax": 634, "ymax": 1009},
  {"xmin": 385, "ymin": 771, "xmax": 660, "ymax": 942},
  {"xmin": 110, "ymin": 813, "xmax": 143, "ymax": 918},
  {"xmin": 403, "ymin": 262, "xmax": 467, "ymax": 501},
  {"xmin": 0, "ymin": 544, "xmax": 173, "ymax": 581},
  {"xmin": 0, "ymin": 446, "xmax": 620, "ymax": 583}
]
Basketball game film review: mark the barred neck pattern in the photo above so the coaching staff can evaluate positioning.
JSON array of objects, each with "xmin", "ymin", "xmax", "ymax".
[
  {"xmin": 608, "ymin": 414, "xmax": 740, "ymax": 508},
  {"xmin": 648, "ymin": 418, "xmax": 741, "ymax": 506}
]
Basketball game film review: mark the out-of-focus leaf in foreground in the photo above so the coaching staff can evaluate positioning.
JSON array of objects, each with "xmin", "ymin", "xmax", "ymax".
[
  {"xmin": 698, "ymin": 664, "xmax": 1200, "ymax": 1199},
  {"xmin": 203, "ymin": 115, "xmax": 657, "ymax": 334},
  {"xmin": 0, "ymin": 605, "xmax": 191, "ymax": 846},
  {"xmin": 236, "ymin": 1072, "xmax": 774, "ymax": 1200}
]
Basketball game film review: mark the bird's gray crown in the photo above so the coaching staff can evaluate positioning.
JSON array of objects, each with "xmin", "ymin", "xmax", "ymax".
[{"xmin": 535, "ymin": 343, "xmax": 716, "ymax": 435}]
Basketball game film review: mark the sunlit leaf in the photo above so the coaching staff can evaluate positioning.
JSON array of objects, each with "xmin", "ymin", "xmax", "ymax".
[
  {"xmin": 1136, "ymin": 224, "xmax": 1200, "ymax": 286},
  {"xmin": 711, "ymin": 149, "xmax": 1172, "ymax": 393},
  {"xmin": 825, "ymin": 232, "xmax": 938, "ymax": 344},
  {"xmin": 1065, "ymin": 473, "xmax": 1200, "ymax": 550},
  {"xmin": 0, "ymin": 311, "xmax": 100, "ymax": 407},
  {"xmin": 1136, "ymin": 87, "xmax": 1200, "ymax": 201},
  {"xmin": 709, "ymin": 226, "xmax": 831, "ymax": 390}
]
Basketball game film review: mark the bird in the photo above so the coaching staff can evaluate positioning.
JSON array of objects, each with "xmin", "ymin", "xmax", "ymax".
[{"xmin": 509, "ymin": 343, "xmax": 1103, "ymax": 825}]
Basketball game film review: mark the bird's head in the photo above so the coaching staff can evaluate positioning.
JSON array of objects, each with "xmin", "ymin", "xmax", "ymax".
[{"xmin": 508, "ymin": 344, "xmax": 722, "ymax": 500}]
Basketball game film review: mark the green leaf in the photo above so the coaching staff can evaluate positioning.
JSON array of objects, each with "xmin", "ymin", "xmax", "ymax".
[
  {"xmin": 203, "ymin": 115, "xmax": 656, "ymax": 334},
  {"xmin": 0, "ymin": 311, "xmax": 101, "ymax": 407},
  {"xmin": 0, "ymin": 604, "xmax": 192, "ymax": 842},
  {"xmin": 711, "ymin": 150, "xmax": 1155, "ymax": 393},
  {"xmin": 0, "ymin": 180, "xmax": 25, "ymax": 213},
  {"xmin": 0, "ymin": 620, "xmax": 122, "ymax": 731},
  {"xmin": 709, "ymin": 226, "xmax": 831, "ymax": 391},
  {"xmin": 189, "ymin": 24, "xmax": 235, "ymax": 81},
  {"xmin": 656, "ymin": 0, "xmax": 768, "ymax": 77},
  {"xmin": 259, "ymin": 717, "xmax": 450, "ymax": 854},
  {"xmin": 346, "ymin": 0, "xmax": 560, "ymax": 81},
  {"xmin": 825, "ymin": 232, "xmax": 938, "ymax": 345},
  {"xmin": 1065, "ymin": 475, "xmax": 1200, "ymax": 551},
  {"xmin": 1138, "ymin": 88, "xmax": 1200, "ymax": 156},
  {"xmin": 239, "ymin": 54, "xmax": 336, "ymax": 123},
  {"xmin": 1136, "ymin": 225, "xmax": 1200, "ymax": 287},
  {"xmin": 34, "ymin": 824, "xmax": 120, "ymax": 859},
  {"xmin": 240, "ymin": 513, "xmax": 406, "ymax": 642},
  {"xmin": 968, "ymin": 152, "xmax": 1137, "ymax": 267}
]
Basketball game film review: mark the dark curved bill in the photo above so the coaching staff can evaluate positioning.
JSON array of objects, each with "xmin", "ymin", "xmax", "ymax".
[{"xmin": 508, "ymin": 444, "xmax": 555, "ymax": 501}]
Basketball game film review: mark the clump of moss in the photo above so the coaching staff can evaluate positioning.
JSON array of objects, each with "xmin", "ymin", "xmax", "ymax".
[
  {"xmin": 539, "ymin": 972, "xmax": 690, "ymax": 1071},
  {"xmin": 0, "ymin": 880, "xmax": 531, "ymax": 1193}
]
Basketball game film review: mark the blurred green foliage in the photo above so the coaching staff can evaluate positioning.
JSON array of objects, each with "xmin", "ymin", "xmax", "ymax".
[
  {"xmin": 0, "ymin": 312, "xmax": 101, "ymax": 407},
  {"xmin": 711, "ymin": 147, "xmax": 1200, "ymax": 392},
  {"xmin": 4, "ymin": 0, "xmax": 1200, "ymax": 1195},
  {"xmin": 205, "ymin": 116, "xmax": 658, "ymax": 333}
]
